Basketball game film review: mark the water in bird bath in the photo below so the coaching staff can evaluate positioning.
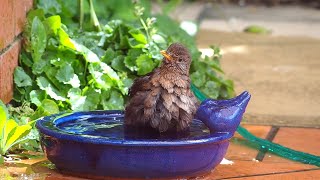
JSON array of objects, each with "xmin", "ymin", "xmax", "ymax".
[{"xmin": 45, "ymin": 112, "xmax": 211, "ymax": 141}]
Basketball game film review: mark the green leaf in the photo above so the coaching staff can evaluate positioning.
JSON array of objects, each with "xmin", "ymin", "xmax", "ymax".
[
  {"xmin": 32, "ymin": 59, "xmax": 48, "ymax": 74},
  {"xmin": 31, "ymin": 17, "xmax": 47, "ymax": 62},
  {"xmin": 152, "ymin": 34, "xmax": 166, "ymax": 44},
  {"xmin": 30, "ymin": 107, "xmax": 46, "ymax": 120},
  {"xmin": 220, "ymin": 79, "xmax": 235, "ymax": 98},
  {"xmin": 129, "ymin": 29, "xmax": 147, "ymax": 44},
  {"xmin": 101, "ymin": 90, "xmax": 124, "ymax": 110},
  {"xmin": 13, "ymin": 67, "xmax": 32, "ymax": 87},
  {"xmin": 88, "ymin": 63, "xmax": 113, "ymax": 91},
  {"xmin": 71, "ymin": 39, "xmax": 100, "ymax": 62},
  {"xmin": 147, "ymin": 41, "xmax": 162, "ymax": 60},
  {"xmin": 3, "ymin": 122, "xmax": 32, "ymax": 153},
  {"xmin": 89, "ymin": 62, "xmax": 123, "ymax": 91},
  {"xmin": 36, "ymin": 76, "xmax": 66, "ymax": 101},
  {"xmin": 111, "ymin": 55, "xmax": 127, "ymax": 71},
  {"xmin": 27, "ymin": 9, "xmax": 45, "ymax": 24},
  {"xmin": 0, "ymin": 101, "xmax": 9, "ymax": 146},
  {"xmin": 202, "ymin": 81, "xmax": 221, "ymax": 99},
  {"xmin": 101, "ymin": 48, "xmax": 116, "ymax": 64},
  {"xmin": 58, "ymin": 28, "xmax": 75, "ymax": 49},
  {"xmin": 124, "ymin": 56, "xmax": 137, "ymax": 72},
  {"xmin": 67, "ymin": 88, "xmax": 100, "ymax": 111},
  {"xmin": 44, "ymin": 67, "xmax": 62, "ymax": 89},
  {"xmin": 20, "ymin": 52, "xmax": 33, "ymax": 67},
  {"xmin": 83, "ymin": 87, "xmax": 101, "ymax": 110},
  {"xmin": 37, "ymin": 0, "xmax": 62, "ymax": 15},
  {"xmin": 30, "ymin": 90, "xmax": 46, "ymax": 107},
  {"xmin": 122, "ymin": 77, "xmax": 133, "ymax": 93},
  {"xmin": 67, "ymin": 74, "xmax": 81, "ymax": 88},
  {"xmin": 44, "ymin": 15, "xmax": 61, "ymax": 35},
  {"xmin": 0, "ymin": 101, "xmax": 8, "ymax": 122},
  {"xmin": 56, "ymin": 64, "xmax": 74, "ymax": 83},
  {"xmin": 41, "ymin": 99, "xmax": 59, "ymax": 114},
  {"xmin": 67, "ymin": 88, "xmax": 86, "ymax": 111},
  {"xmin": 136, "ymin": 54, "xmax": 155, "ymax": 75},
  {"xmin": 1, "ymin": 119, "xmax": 17, "ymax": 153},
  {"xmin": 128, "ymin": 38, "xmax": 146, "ymax": 48},
  {"xmin": 124, "ymin": 49, "xmax": 142, "ymax": 71},
  {"xmin": 190, "ymin": 71, "xmax": 206, "ymax": 87}
]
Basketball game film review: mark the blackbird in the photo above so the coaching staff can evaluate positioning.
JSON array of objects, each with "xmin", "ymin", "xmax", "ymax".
[{"xmin": 124, "ymin": 43, "xmax": 199, "ymax": 132}]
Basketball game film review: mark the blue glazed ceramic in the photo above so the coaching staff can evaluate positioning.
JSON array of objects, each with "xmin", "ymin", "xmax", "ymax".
[
  {"xmin": 195, "ymin": 91, "xmax": 251, "ymax": 134},
  {"xmin": 36, "ymin": 91, "xmax": 250, "ymax": 178}
]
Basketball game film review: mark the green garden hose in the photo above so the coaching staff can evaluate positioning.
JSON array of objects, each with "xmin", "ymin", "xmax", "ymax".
[{"xmin": 191, "ymin": 83, "xmax": 320, "ymax": 166}]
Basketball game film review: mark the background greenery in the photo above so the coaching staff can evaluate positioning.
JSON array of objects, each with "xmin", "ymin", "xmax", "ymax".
[{"xmin": 1, "ymin": 0, "xmax": 234, "ymax": 162}]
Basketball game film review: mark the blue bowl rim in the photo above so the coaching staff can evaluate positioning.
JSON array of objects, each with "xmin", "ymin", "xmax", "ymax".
[{"xmin": 36, "ymin": 110, "xmax": 233, "ymax": 147}]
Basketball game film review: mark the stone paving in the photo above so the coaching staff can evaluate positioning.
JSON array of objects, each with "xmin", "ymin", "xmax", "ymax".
[{"xmin": 171, "ymin": 2, "xmax": 320, "ymax": 127}]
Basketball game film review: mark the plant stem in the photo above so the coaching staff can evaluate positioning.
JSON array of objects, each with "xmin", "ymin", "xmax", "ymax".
[
  {"xmin": 140, "ymin": 18, "xmax": 150, "ymax": 42},
  {"xmin": 88, "ymin": 0, "xmax": 101, "ymax": 32},
  {"xmin": 84, "ymin": 61, "xmax": 88, "ymax": 84},
  {"xmin": 79, "ymin": 0, "xmax": 84, "ymax": 30}
]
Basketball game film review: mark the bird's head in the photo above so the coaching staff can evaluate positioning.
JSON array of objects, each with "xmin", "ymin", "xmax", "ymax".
[{"xmin": 160, "ymin": 43, "xmax": 192, "ymax": 75}]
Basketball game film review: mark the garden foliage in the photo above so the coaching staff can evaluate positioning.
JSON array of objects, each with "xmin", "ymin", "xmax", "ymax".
[
  {"xmin": 14, "ymin": 0, "xmax": 234, "ymax": 113},
  {"xmin": 7, "ymin": 0, "xmax": 234, "ymax": 157},
  {"xmin": 0, "ymin": 101, "xmax": 34, "ymax": 163}
]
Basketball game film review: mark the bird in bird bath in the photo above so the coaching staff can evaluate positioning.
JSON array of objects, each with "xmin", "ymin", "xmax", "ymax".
[
  {"xmin": 125, "ymin": 43, "xmax": 199, "ymax": 133},
  {"xmin": 35, "ymin": 43, "xmax": 251, "ymax": 178}
]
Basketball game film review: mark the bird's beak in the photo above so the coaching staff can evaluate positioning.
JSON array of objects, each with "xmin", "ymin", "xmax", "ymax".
[{"xmin": 160, "ymin": 50, "xmax": 172, "ymax": 61}]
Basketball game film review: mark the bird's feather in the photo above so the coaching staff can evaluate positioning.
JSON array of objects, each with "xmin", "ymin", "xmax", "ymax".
[{"xmin": 124, "ymin": 43, "xmax": 199, "ymax": 132}]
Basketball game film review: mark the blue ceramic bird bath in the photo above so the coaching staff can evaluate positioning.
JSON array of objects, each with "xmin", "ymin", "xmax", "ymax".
[{"xmin": 36, "ymin": 91, "xmax": 250, "ymax": 179}]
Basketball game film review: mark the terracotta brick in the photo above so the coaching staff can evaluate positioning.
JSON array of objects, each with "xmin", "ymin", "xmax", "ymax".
[
  {"xmin": 0, "ymin": 0, "xmax": 14, "ymax": 49},
  {"xmin": 14, "ymin": 0, "xmax": 34, "ymax": 36},
  {"xmin": 0, "ymin": 40, "xmax": 21, "ymax": 103}
]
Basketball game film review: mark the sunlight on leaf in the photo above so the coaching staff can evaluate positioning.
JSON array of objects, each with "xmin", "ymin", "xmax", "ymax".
[
  {"xmin": 58, "ymin": 29, "xmax": 75, "ymax": 49},
  {"xmin": 4, "ymin": 123, "xmax": 32, "ymax": 153},
  {"xmin": 44, "ymin": 15, "xmax": 61, "ymax": 35},
  {"xmin": 71, "ymin": 39, "xmax": 100, "ymax": 62},
  {"xmin": 36, "ymin": 76, "xmax": 66, "ymax": 101},
  {"xmin": 129, "ymin": 29, "xmax": 147, "ymax": 44}
]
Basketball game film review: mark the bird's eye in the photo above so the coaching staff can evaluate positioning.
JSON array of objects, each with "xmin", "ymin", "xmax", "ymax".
[{"xmin": 178, "ymin": 58, "xmax": 183, "ymax": 62}]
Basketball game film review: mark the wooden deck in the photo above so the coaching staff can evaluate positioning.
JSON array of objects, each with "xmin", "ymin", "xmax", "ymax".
[{"xmin": 1, "ymin": 125, "xmax": 319, "ymax": 179}]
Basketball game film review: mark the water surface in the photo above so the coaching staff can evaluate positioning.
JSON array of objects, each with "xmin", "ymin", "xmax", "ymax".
[{"xmin": 51, "ymin": 113, "xmax": 211, "ymax": 141}]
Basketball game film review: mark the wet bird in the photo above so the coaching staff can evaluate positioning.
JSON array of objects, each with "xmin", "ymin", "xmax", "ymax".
[{"xmin": 125, "ymin": 43, "xmax": 199, "ymax": 132}]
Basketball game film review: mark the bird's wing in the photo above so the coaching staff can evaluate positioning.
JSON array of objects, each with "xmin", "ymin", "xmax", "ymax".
[{"xmin": 128, "ymin": 74, "xmax": 152, "ymax": 98}]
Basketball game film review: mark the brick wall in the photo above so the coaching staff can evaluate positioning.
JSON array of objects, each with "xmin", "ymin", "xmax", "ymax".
[{"xmin": 0, "ymin": 0, "xmax": 33, "ymax": 103}]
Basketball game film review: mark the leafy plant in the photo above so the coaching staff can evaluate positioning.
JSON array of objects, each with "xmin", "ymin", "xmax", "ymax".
[
  {"xmin": 3, "ymin": 0, "xmax": 235, "ymax": 159},
  {"xmin": 7, "ymin": 102, "xmax": 43, "ymax": 153},
  {"xmin": 13, "ymin": 0, "xmax": 233, "ymax": 114},
  {"xmin": 0, "ymin": 101, "xmax": 34, "ymax": 164}
]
